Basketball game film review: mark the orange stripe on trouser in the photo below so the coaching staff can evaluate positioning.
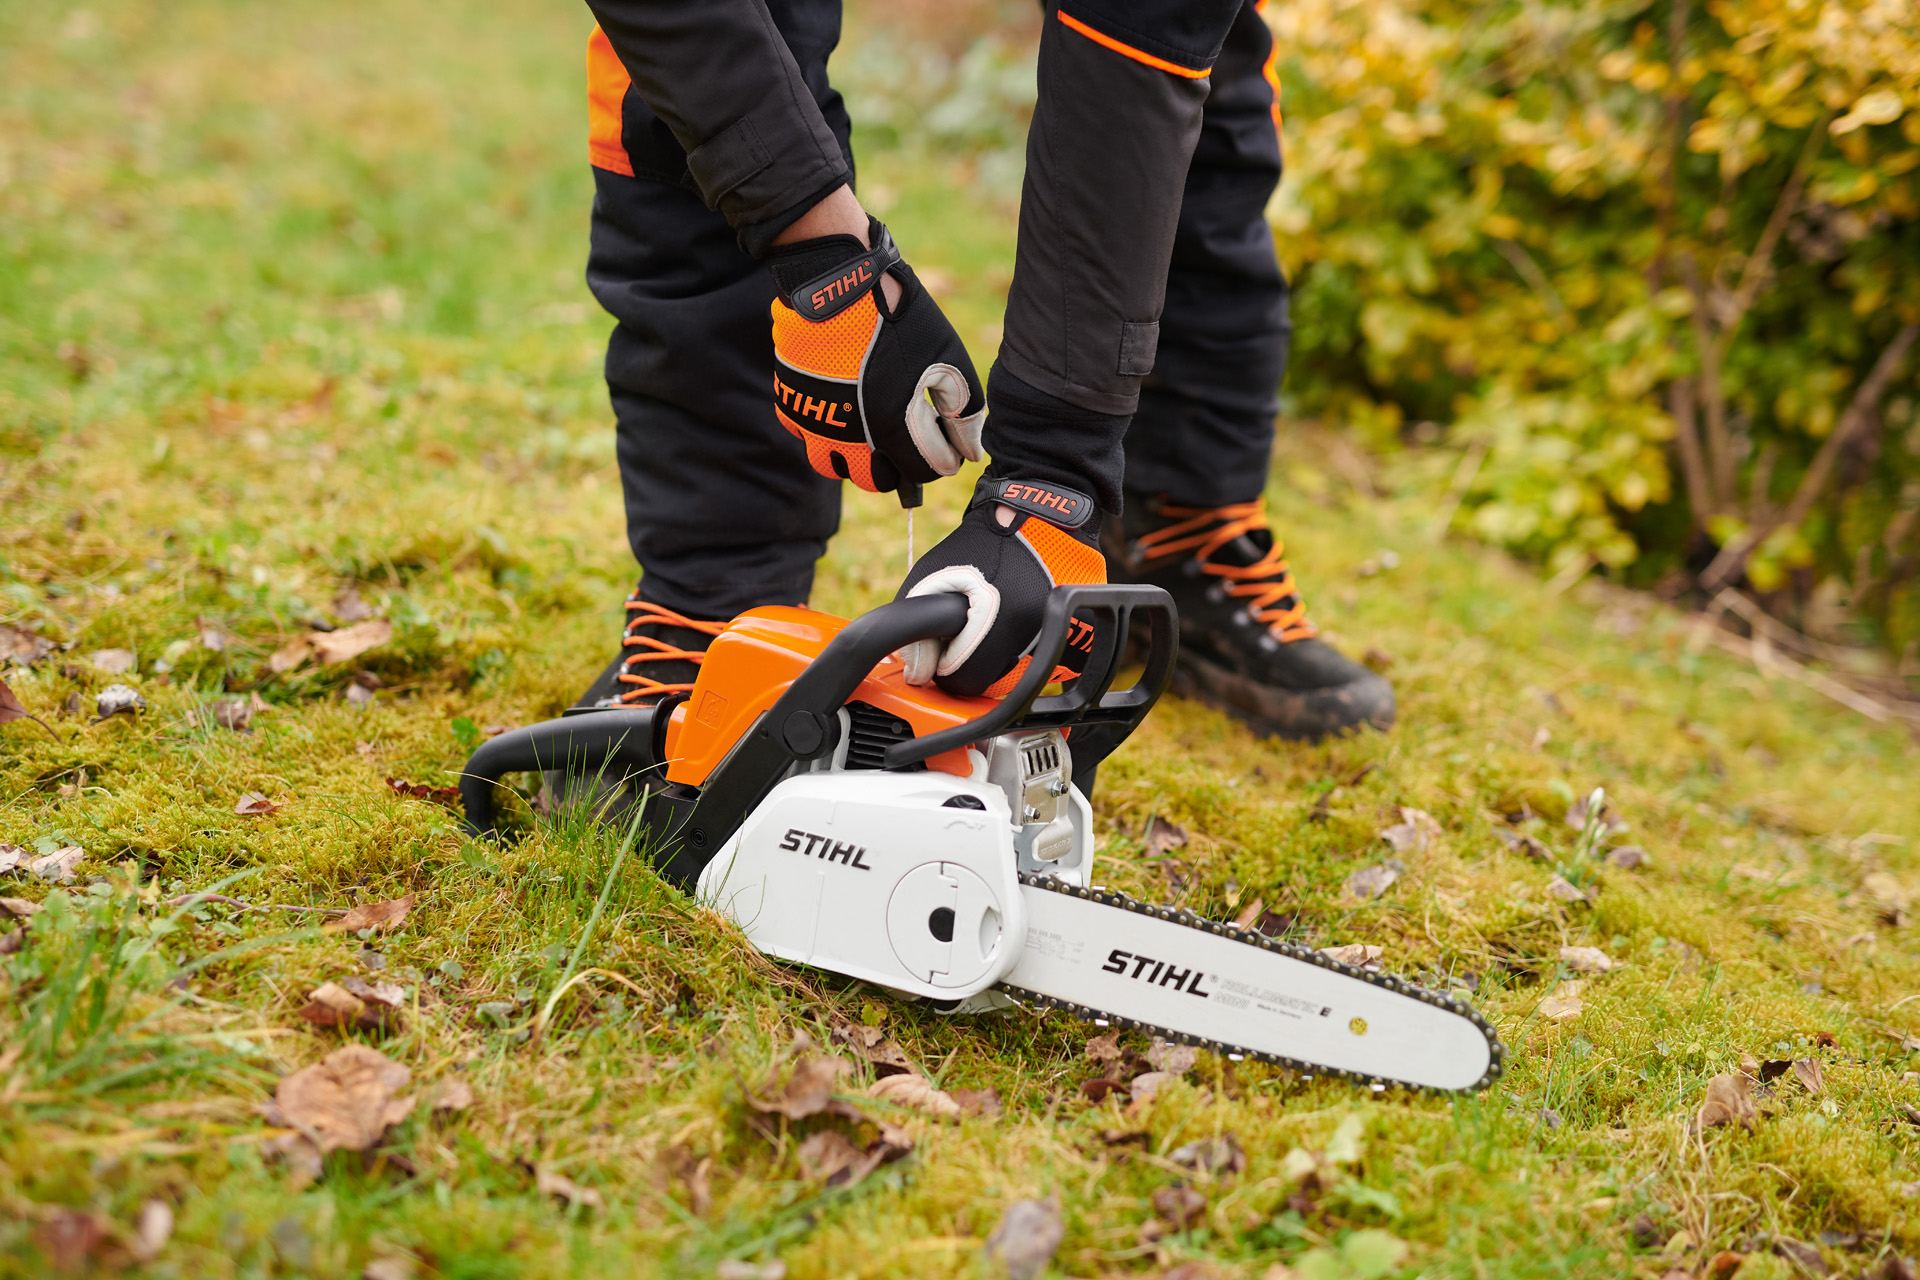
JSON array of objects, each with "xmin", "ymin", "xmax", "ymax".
[
  {"xmin": 587, "ymin": 25, "xmax": 634, "ymax": 177},
  {"xmin": 1254, "ymin": 0, "xmax": 1284, "ymax": 138},
  {"xmin": 1055, "ymin": 10, "xmax": 1211, "ymax": 79},
  {"xmin": 980, "ymin": 519, "xmax": 1107, "ymax": 699}
]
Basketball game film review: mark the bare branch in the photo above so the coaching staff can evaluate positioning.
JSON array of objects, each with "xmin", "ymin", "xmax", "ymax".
[
  {"xmin": 1679, "ymin": 253, "xmax": 1735, "ymax": 510},
  {"xmin": 1714, "ymin": 117, "xmax": 1830, "ymax": 364},
  {"xmin": 1667, "ymin": 376, "xmax": 1715, "ymax": 531}
]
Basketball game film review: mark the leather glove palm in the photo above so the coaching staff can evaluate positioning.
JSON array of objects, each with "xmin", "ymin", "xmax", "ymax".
[
  {"xmin": 896, "ymin": 479, "xmax": 1106, "ymax": 698},
  {"xmin": 769, "ymin": 218, "xmax": 985, "ymax": 495}
]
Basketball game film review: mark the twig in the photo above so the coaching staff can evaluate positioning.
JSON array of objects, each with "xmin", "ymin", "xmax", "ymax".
[
  {"xmin": 163, "ymin": 893, "xmax": 350, "ymax": 916},
  {"xmin": 1715, "ymin": 117, "xmax": 1831, "ymax": 365},
  {"xmin": 1702, "ymin": 322, "xmax": 1919, "ymax": 589},
  {"xmin": 1667, "ymin": 376, "xmax": 1714, "ymax": 530},
  {"xmin": 1650, "ymin": 0, "xmax": 1693, "ymax": 286},
  {"xmin": 1492, "ymin": 238, "xmax": 1572, "ymax": 330},
  {"xmin": 1679, "ymin": 253, "xmax": 1735, "ymax": 510},
  {"xmin": 1698, "ymin": 618, "xmax": 1910, "ymax": 727}
]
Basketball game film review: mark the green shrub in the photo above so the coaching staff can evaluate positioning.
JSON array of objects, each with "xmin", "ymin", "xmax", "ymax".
[{"xmin": 1271, "ymin": 0, "xmax": 1920, "ymax": 653}]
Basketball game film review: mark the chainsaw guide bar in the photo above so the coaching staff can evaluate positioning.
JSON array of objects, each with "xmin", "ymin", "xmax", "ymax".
[{"xmin": 1001, "ymin": 873, "xmax": 1505, "ymax": 1094}]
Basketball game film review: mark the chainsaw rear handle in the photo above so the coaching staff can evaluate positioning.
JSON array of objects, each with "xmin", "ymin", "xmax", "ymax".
[{"xmin": 458, "ymin": 708, "xmax": 664, "ymax": 839}]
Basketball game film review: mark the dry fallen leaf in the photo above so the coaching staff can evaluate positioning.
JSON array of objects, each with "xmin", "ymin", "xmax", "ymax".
[
  {"xmin": 0, "ymin": 897, "xmax": 41, "ymax": 917},
  {"xmin": 363, "ymin": 1256, "xmax": 419, "ymax": 1280},
  {"xmin": 0, "ymin": 845, "xmax": 25, "ymax": 874},
  {"xmin": 1606, "ymin": 845, "xmax": 1648, "ymax": 869},
  {"xmin": 1559, "ymin": 945, "xmax": 1617, "ymax": 973},
  {"xmin": 33, "ymin": 1209, "xmax": 111, "ymax": 1270},
  {"xmin": 1230, "ymin": 897, "xmax": 1266, "ymax": 929},
  {"xmin": 1863, "ymin": 872, "xmax": 1911, "ymax": 927},
  {"xmin": 29, "ymin": 845, "xmax": 83, "ymax": 883},
  {"xmin": 1344, "ymin": 863, "xmax": 1399, "ymax": 900},
  {"xmin": 298, "ymin": 977, "xmax": 406, "ymax": 1030},
  {"xmin": 535, "ymin": 1166, "xmax": 604, "ymax": 1211},
  {"xmin": 1320, "ymin": 943, "xmax": 1384, "ymax": 967},
  {"xmin": 1494, "ymin": 827, "xmax": 1552, "ymax": 860},
  {"xmin": 211, "ymin": 699, "xmax": 252, "ymax": 731},
  {"xmin": 1537, "ymin": 980, "xmax": 1586, "ymax": 1022},
  {"xmin": 427, "ymin": 1078, "xmax": 473, "ymax": 1113},
  {"xmin": 386, "ymin": 777, "xmax": 462, "ymax": 809},
  {"xmin": 1696, "ymin": 1072, "xmax": 1757, "ymax": 1132},
  {"xmin": 1145, "ymin": 1038, "xmax": 1198, "ymax": 1074},
  {"xmin": 1144, "ymin": 814, "xmax": 1188, "ymax": 859},
  {"xmin": 131, "ymin": 1199, "xmax": 173, "ymax": 1263},
  {"xmin": 828, "ymin": 1019, "xmax": 915, "ymax": 1076},
  {"xmin": 311, "ymin": 618, "xmax": 393, "ymax": 666},
  {"xmin": 747, "ymin": 1052, "xmax": 852, "ymax": 1120},
  {"xmin": 268, "ymin": 1043, "xmax": 416, "ymax": 1153},
  {"xmin": 984, "ymin": 1195, "xmax": 1064, "ymax": 1280},
  {"xmin": 793, "ymin": 1122, "xmax": 911, "ymax": 1189},
  {"xmin": 88, "ymin": 648, "xmax": 137, "ymax": 674},
  {"xmin": 1128, "ymin": 1071, "xmax": 1178, "ymax": 1103},
  {"xmin": 269, "ymin": 637, "xmax": 313, "ymax": 674},
  {"xmin": 1151, "ymin": 1182, "xmax": 1208, "ymax": 1231},
  {"xmin": 951, "ymin": 1086, "xmax": 1003, "ymax": 1117},
  {"xmin": 1791, "ymin": 1057, "xmax": 1824, "ymax": 1095},
  {"xmin": 1080, "ymin": 1076, "xmax": 1130, "ymax": 1103},
  {"xmin": 1169, "ymin": 1134, "xmax": 1246, "ymax": 1175},
  {"xmin": 868, "ymin": 1072, "xmax": 963, "ymax": 1118},
  {"xmin": 663, "ymin": 1142, "xmax": 712, "ymax": 1216},
  {"xmin": 93, "ymin": 683, "xmax": 147, "ymax": 720},
  {"xmin": 333, "ymin": 587, "xmax": 374, "ymax": 623},
  {"xmin": 1086, "ymin": 1033, "xmax": 1122, "ymax": 1064},
  {"xmin": 0, "ymin": 624, "xmax": 54, "ymax": 668},
  {"xmin": 1546, "ymin": 874, "xmax": 1593, "ymax": 903},
  {"xmin": 326, "ymin": 894, "xmax": 416, "ymax": 935},
  {"xmin": 233, "ymin": 792, "xmax": 281, "ymax": 817},
  {"xmin": 0, "ymin": 678, "xmax": 61, "ymax": 741}
]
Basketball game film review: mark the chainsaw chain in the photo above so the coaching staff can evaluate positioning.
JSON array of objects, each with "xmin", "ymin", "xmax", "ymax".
[{"xmin": 996, "ymin": 872, "xmax": 1507, "ymax": 1094}]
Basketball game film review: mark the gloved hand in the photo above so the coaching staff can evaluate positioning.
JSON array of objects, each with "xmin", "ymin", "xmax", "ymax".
[
  {"xmin": 769, "ymin": 218, "xmax": 985, "ymax": 495},
  {"xmin": 895, "ymin": 478, "xmax": 1106, "ymax": 698}
]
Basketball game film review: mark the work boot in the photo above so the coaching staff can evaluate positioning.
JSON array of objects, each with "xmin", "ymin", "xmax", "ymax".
[
  {"xmin": 548, "ymin": 591, "xmax": 728, "ymax": 819},
  {"xmin": 1103, "ymin": 495, "xmax": 1394, "ymax": 742},
  {"xmin": 568, "ymin": 592, "xmax": 729, "ymax": 713}
]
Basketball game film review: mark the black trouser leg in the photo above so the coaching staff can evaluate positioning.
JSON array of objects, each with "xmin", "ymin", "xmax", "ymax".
[
  {"xmin": 1121, "ymin": 1, "xmax": 1289, "ymax": 508},
  {"xmin": 586, "ymin": 0, "xmax": 851, "ymax": 619}
]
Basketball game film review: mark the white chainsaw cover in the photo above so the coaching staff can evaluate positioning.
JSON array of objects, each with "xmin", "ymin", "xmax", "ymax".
[{"xmin": 697, "ymin": 772, "xmax": 1027, "ymax": 999}]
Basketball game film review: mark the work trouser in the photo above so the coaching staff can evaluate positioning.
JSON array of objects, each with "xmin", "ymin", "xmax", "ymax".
[{"xmin": 585, "ymin": 1, "xmax": 1290, "ymax": 620}]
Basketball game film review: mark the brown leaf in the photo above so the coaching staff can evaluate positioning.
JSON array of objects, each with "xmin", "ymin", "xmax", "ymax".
[
  {"xmin": 1145, "ymin": 1038, "xmax": 1197, "ymax": 1074},
  {"xmin": 333, "ymin": 588, "xmax": 374, "ymax": 623},
  {"xmin": 1606, "ymin": 845, "xmax": 1648, "ymax": 869},
  {"xmin": 1128, "ymin": 1071, "xmax": 1178, "ymax": 1103},
  {"xmin": 1320, "ymin": 943, "xmax": 1384, "ymax": 967},
  {"xmin": 87, "ymin": 648, "xmax": 137, "ymax": 674},
  {"xmin": 1791, "ymin": 1057, "xmax": 1823, "ymax": 1095},
  {"xmin": 867, "ymin": 1072, "xmax": 962, "ymax": 1118},
  {"xmin": 0, "ymin": 845, "xmax": 25, "ymax": 874},
  {"xmin": 1696, "ymin": 1072, "xmax": 1757, "ymax": 1133},
  {"xmin": 93, "ymin": 683, "xmax": 146, "ymax": 720},
  {"xmin": 1546, "ymin": 874, "xmax": 1593, "ymax": 903},
  {"xmin": 234, "ymin": 792, "xmax": 281, "ymax": 817},
  {"xmin": 33, "ymin": 1209, "xmax": 111, "ymax": 1270},
  {"xmin": 747, "ymin": 1052, "xmax": 851, "ymax": 1120},
  {"xmin": 1344, "ymin": 863, "xmax": 1399, "ymax": 900},
  {"xmin": 1086, "ymin": 1033, "xmax": 1122, "ymax": 1063},
  {"xmin": 1494, "ymin": 827, "xmax": 1553, "ymax": 860},
  {"xmin": 427, "ymin": 1078, "xmax": 473, "ymax": 1113},
  {"xmin": 270, "ymin": 1044, "xmax": 415, "ymax": 1153},
  {"xmin": 1152, "ymin": 1182, "xmax": 1207, "ymax": 1231},
  {"xmin": 1559, "ymin": 945, "xmax": 1617, "ymax": 973},
  {"xmin": 1080, "ymin": 1076, "xmax": 1130, "ymax": 1103},
  {"xmin": 0, "ymin": 678, "xmax": 60, "ymax": 741},
  {"xmin": 1101, "ymin": 1128, "xmax": 1152, "ymax": 1148},
  {"xmin": 792, "ymin": 1122, "xmax": 909, "ymax": 1190},
  {"xmin": 951, "ymin": 1086, "xmax": 1003, "ymax": 1117},
  {"xmin": 385, "ymin": 777, "xmax": 462, "ymax": 809},
  {"xmin": 1703, "ymin": 1250, "xmax": 1744, "ymax": 1279},
  {"xmin": 326, "ymin": 894, "xmax": 416, "ymax": 935},
  {"xmin": 211, "ymin": 699, "xmax": 252, "ymax": 731},
  {"xmin": 828, "ymin": 1019, "xmax": 914, "ymax": 1076},
  {"xmin": 1772, "ymin": 1238, "xmax": 1823, "ymax": 1272},
  {"xmin": 298, "ymin": 981, "xmax": 370, "ymax": 1028},
  {"xmin": 663, "ymin": 1143, "xmax": 712, "ymax": 1215},
  {"xmin": 131, "ymin": 1198, "xmax": 173, "ymax": 1263},
  {"xmin": 264, "ymin": 1130, "xmax": 325, "ymax": 1183},
  {"xmin": 268, "ymin": 637, "xmax": 313, "ymax": 673},
  {"xmin": 310, "ymin": 618, "xmax": 393, "ymax": 666},
  {"xmin": 1231, "ymin": 897, "xmax": 1266, "ymax": 929},
  {"xmin": 984, "ymin": 1195, "xmax": 1063, "ymax": 1280},
  {"xmin": 0, "ymin": 624, "xmax": 54, "ymax": 667},
  {"xmin": 29, "ymin": 845, "xmax": 84, "ymax": 882},
  {"xmin": 1863, "ymin": 872, "xmax": 1911, "ymax": 927},
  {"xmin": 534, "ymin": 1166, "xmax": 604, "ymax": 1211},
  {"xmin": 1169, "ymin": 1133, "xmax": 1246, "ymax": 1175},
  {"xmin": 1537, "ymin": 981, "xmax": 1585, "ymax": 1022},
  {"xmin": 0, "ymin": 928, "xmax": 24, "ymax": 955},
  {"xmin": 1144, "ymin": 815, "xmax": 1188, "ymax": 859}
]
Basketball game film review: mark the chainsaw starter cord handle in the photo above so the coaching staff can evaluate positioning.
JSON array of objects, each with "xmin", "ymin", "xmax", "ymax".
[{"xmin": 459, "ymin": 708, "xmax": 662, "ymax": 840}]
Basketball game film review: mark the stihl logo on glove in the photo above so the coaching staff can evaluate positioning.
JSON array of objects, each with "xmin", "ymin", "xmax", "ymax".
[
  {"xmin": 768, "ymin": 217, "xmax": 985, "ymax": 496},
  {"xmin": 993, "ymin": 480, "xmax": 1095, "ymax": 529}
]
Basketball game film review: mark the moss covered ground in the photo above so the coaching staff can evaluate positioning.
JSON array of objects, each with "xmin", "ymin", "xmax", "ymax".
[{"xmin": 2, "ymin": 2, "xmax": 1917, "ymax": 1276}]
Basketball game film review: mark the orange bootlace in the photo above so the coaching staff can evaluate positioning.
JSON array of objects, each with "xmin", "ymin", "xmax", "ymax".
[
  {"xmin": 616, "ymin": 599, "xmax": 729, "ymax": 703},
  {"xmin": 1133, "ymin": 500, "xmax": 1318, "ymax": 643}
]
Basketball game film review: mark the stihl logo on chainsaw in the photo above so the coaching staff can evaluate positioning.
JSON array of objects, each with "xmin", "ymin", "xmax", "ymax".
[
  {"xmin": 1102, "ymin": 949, "xmax": 1211, "ymax": 997},
  {"xmin": 778, "ymin": 828, "xmax": 874, "ymax": 870}
]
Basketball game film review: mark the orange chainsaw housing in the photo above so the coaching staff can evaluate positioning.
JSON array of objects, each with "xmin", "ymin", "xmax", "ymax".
[{"xmin": 661, "ymin": 606, "xmax": 994, "ymax": 786}]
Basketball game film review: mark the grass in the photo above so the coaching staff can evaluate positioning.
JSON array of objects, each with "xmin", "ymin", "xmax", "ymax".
[{"xmin": 2, "ymin": 1, "xmax": 1918, "ymax": 1276}]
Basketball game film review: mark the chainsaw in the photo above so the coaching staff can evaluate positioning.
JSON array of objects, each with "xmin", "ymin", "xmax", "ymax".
[{"xmin": 460, "ymin": 585, "xmax": 1503, "ymax": 1093}]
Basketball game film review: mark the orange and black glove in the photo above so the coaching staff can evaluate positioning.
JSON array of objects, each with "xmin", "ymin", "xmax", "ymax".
[
  {"xmin": 894, "ymin": 478, "xmax": 1107, "ymax": 699},
  {"xmin": 769, "ymin": 218, "xmax": 985, "ymax": 496}
]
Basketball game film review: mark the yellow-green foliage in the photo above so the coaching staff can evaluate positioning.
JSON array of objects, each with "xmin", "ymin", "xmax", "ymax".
[
  {"xmin": 2, "ymin": 2, "xmax": 1919, "ymax": 1277},
  {"xmin": 1271, "ymin": 0, "xmax": 1920, "ymax": 643}
]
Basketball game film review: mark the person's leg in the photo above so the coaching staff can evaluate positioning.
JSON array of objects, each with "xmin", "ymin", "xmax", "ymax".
[
  {"xmin": 574, "ymin": 1, "xmax": 850, "ymax": 709},
  {"xmin": 1107, "ymin": 1, "xmax": 1395, "ymax": 741}
]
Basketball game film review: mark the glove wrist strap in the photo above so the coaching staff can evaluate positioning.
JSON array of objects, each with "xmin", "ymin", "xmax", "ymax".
[
  {"xmin": 775, "ymin": 220, "xmax": 903, "ymax": 322},
  {"xmin": 973, "ymin": 477, "xmax": 1097, "ymax": 532}
]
